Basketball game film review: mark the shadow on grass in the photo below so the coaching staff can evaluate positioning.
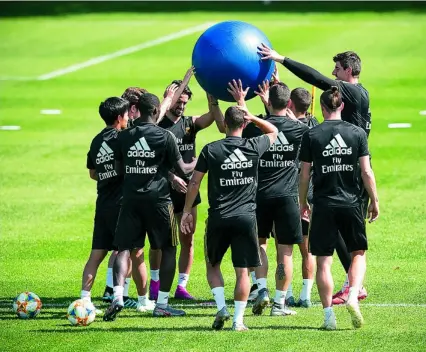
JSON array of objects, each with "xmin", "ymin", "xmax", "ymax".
[{"xmin": 33, "ymin": 324, "xmax": 336, "ymax": 333}]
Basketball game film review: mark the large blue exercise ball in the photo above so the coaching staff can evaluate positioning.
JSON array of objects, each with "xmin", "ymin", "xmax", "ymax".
[{"xmin": 192, "ymin": 21, "xmax": 274, "ymax": 102}]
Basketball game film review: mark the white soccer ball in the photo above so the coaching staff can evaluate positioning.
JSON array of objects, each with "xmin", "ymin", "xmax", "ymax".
[
  {"xmin": 67, "ymin": 299, "xmax": 96, "ymax": 326},
  {"xmin": 13, "ymin": 291, "xmax": 42, "ymax": 319}
]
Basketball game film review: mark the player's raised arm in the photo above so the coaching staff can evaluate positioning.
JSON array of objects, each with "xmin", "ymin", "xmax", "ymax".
[
  {"xmin": 257, "ymin": 43, "xmax": 336, "ymax": 91},
  {"xmin": 237, "ymin": 105, "xmax": 278, "ymax": 145},
  {"xmin": 192, "ymin": 93, "xmax": 225, "ymax": 133},
  {"xmin": 157, "ymin": 67, "xmax": 195, "ymax": 124},
  {"xmin": 227, "ymin": 79, "xmax": 250, "ymax": 107}
]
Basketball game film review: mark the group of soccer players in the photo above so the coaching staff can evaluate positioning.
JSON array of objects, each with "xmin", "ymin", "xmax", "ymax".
[{"xmin": 82, "ymin": 44, "xmax": 379, "ymax": 331}]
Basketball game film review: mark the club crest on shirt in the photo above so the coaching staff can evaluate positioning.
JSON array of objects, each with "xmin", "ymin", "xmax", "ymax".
[{"xmin": 185, "ymin": 126, "xmax": 191, "ymax": 135}]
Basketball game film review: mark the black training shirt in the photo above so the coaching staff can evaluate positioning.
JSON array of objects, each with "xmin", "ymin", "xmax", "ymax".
[
  {"xmin": 158, "ymin": 115, "xmax": 197, "ymax": 180},
  {"xmin": 116, "ymin": 119, "xmax": 182, "ymax": 203},
  {"xmin": 299, "ymin": 120, "xmax": 369, "ymax": 207},
  {"xmin": 243, "ymin": 115, "xmax": 309, "ymax": 199},
  {"xmin": 282, "ymin": 58, "xmax": 372, "ymax": 137},
  {"xmin": 195, "ymin": 135, "xmax": 271, "ymax": 217},
  {"xmin": 86, "ymin": 127, "xmax": 123, "ymax": 208}
]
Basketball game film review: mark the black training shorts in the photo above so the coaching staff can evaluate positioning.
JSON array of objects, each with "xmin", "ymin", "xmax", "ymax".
[
  {"xmin": 92, "ymin": 206, "xmax": 120, "ymax": 250},
  {"xmin": 257, "ymin": 196, "xmax": 303, "ymax": 245},
  {"xmin": 114, "ymin": 200, "xmax": 178, "ymax": 251},
  {"xmin": 204, "ymin": 212, "xmax": 261, "ymax": 268},
  {"xmin": 170, "ymin": 188, "xmax": 201, "ymax": 214},
  {"xmin": 309, "ymin": 205, "xmax": 368, "ymax": 256}
]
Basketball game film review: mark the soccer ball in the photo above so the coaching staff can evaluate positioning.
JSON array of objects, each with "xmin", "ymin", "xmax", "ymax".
[
  {"xmin": 13, "ymin": 292, "xmax": 42, "ymax": 319},
  {"xmin": 67, "ymin": 299, "xmax": 96, "ymax": 326}
]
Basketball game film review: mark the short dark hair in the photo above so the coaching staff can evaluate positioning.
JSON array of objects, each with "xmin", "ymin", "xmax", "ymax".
[
  {"xmin": 290, "ymin": 88, "xmax": 311, "ymax": 113},
  {"xmin": 121, "ymin": 87, "xmax": 147, "ymax": 105},
  {"xmin": 138, "ymin": 93, "xmax": 160, "ymax": 117},
  {"xmin": 333, "ymin": 51, "xmax": 361, "ymax": 77},
  {"xmin": 320, "ymin": 86, "xmax": 343, "ymax": 112},
  {"xmin": 269, "ymin": 83, "xmax": 290, "ymax": 110},
  {"xmin": 98, "ymin": 97, "xmax": 129, "ymax": 125},
  {"xmin": 224, "ymin": 106, "xmax": 245, "ymax": 130},
  {"xmin": 170, "ymin": 80, "xmax": 192, "ymax": 99}
]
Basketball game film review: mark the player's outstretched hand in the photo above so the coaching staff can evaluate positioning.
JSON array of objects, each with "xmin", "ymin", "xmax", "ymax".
[
  {"xmin": 171, "ymin": 175, "xmax": 188, "ymax": 193},
  {"xmin": 257, "ymin": 43, "xmax": 285, "ymax": 63},
  {"xmin": 368, "ymin": 201, "xmax": 379, "ymax": 223},
  {"xmin": 181, "ymin": 212, "xmax": 194, "ymax": 235},
  {"xmin": 271, "ymin": 63, "xmax": 280, "ymax": 85},
  {"xmin": 183, "ymin": 66, "xmax": 195, "ymax": 84},
  {"xmin": 254, "ymin": 80, "xmax": 270, "ymax": 106},
  {"xmin": 227, "ymin": 79, "xmax": 249, "ymax": 105}
]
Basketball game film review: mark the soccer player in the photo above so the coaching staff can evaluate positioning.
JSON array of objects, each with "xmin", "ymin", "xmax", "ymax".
[
  {"xmin": 298, "ymin": 86, "xmax": 379, "ymax": 330},
  {"xmin": 103, "ymin": 93, "xmax": 196, "ymax": 321},
  {"xmin": 239, "ymin": 82, "xmax": 309, "ymax": 317},
  {"xmin": 284, "ymin": 87, "xmax": 319, "ymax": 308},
  {"xmin": 82, "ymin": 97, "xmax": 129, "ymax": 313},
  {"xmin": 181, "ymin": 97, "xmax": 278, "ymax": 331},
  {"xmin": 152, "ymin": 77, "xmax": 225, "ymax": 301},
  {"xmin": 258, "ymin": 45, "xmax": 371, "ymax": 303},
  {"xmin": 101, "ymin": 87, "xmax": 148, "ymax": 306}
]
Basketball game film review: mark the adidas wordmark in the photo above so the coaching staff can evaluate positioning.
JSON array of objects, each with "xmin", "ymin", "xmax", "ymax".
[
  {"xmin": 322, "ymin": 134, "xmax": 352, "ymax": 157},
  {"xmin": 221, "ymin": 148, "xmax": 253, "ymax": 170},
  {"xmin": 127, "ymin": 137, "xmax": 155, "ymax": 158}
]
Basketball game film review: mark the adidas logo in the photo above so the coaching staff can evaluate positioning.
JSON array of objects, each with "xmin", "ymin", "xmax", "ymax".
[
  {"xmin": 127, "ymin": 137, "xmax": 155, "ymax": 158},
  {"xmin": 269, "ymin": 131, "xmax": 294, "ymax": 152},
  {"xmin": 96, "ymin": 142, "xmax": 114, "ymax": 164},
  {"xmin": 221, "ymin": 148, "xmax": 253, "ymax": 170},
  {"xmin": 322, "ymin": 133, "xmax": 352, "ymax": 157}
]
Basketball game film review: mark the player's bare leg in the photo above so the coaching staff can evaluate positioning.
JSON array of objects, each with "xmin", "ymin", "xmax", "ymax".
[
  {"xmin": 271, "ymin": 244, "xmax": 297, "ymax": 316},
  {"xmin": 81, "ymin": 249, "xmax": 108, "ymax": 313},
  {"xmin": 130, "ymin": 248, "xmax": 155, "ymax": 312},
  {"xmin": 103, "ymin": 249, "xmax": 130, "ymax": 321},
  {"xmin": 316, "ymin": 256, "xmax": 336, "ymax": 330},
  {"xmin": 252, "ymin": 238, "xmax": 269, "ymax": 315},
  {"xmin": 296, "ymin": 236, "xmax": 315, "ymax": 307},
  {"xmin": 174, "ymin": 207, "xmax": 196, "ymax": 299},
  {"xmin": 232, "ymin": 267, "xmax": 250, "ymax": 331},
  {"xmin": 148, "ymin": 248, "xmax": 161, "ymax": 300},
  {"xmin": 207, "ymin": 261, "xmax": 230, "ymax": 330},
  {"xmin": 346, "ymin": 250, "xmax": 366, "ymax": 328},
  {"xmin": 153, "ymin": 246, "xmax": 186, "ymax": 317},
  {"xmin": 102, "ymin": 251, "xmax": 117, "ymax": 302}
]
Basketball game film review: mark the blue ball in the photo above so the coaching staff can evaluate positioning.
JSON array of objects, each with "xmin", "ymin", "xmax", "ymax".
[{"xmin": 192, "ymin": 21, "xmax": 274, "ymax": 102}]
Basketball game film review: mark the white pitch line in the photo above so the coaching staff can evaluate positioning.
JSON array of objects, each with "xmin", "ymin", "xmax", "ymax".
[
  {"xmin": 1, "ymin": 301, "xmax": 426, "ymax": 309},
  {"xmin": 36, "ymin": 22, "xmax": 213, "ymax": 81}
]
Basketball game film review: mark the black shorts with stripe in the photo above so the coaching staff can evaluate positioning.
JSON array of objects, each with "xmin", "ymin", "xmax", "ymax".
[
  {"xmin": 309, "ymin": 205, "xmax": 367, "ymax": 256},
  {"xmin": 92, "ymin": 206, "xmax": 120, "ymax": 250},
  {"xmin": 114, "ymin": 200, "xmax": 178, "ymax": 251},
  {"xmin": 204, "ymin": 212, "xmax": 261, "ymax": 268}
]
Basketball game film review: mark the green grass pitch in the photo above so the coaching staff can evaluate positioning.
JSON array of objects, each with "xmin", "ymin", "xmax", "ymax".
[{"xmin": 0, "ymin": 10, "xmax": 426, "ymax": 352}]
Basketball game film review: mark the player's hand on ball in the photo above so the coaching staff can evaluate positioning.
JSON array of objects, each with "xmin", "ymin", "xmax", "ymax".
[
  {"xmin": 181, "ymin": 212, "xmax": 194, "ymax": 235},
  {"xmin": 257, "ymin": 43, "xmax": 285, "ymax": 63},
  {"xmin": 171, "ymin": 175, "xmax": 188, "ymax": 193},
  {"xmin": 368, "ymin": 201, "xmax": 379, "ymax": 223},
  {"xmin": 227, "ymin": 79, "xmax": 249, "ymax": 105},
  {"xmin": 184, "ymin": 66, "xmax": 195, "ymax": 81}
]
